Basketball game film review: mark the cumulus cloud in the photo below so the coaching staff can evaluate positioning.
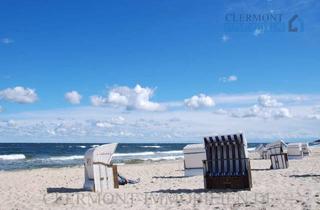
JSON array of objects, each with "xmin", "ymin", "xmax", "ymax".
[
  {"xmin": 228, "ymin": 95, "xmax": 291, "ymax": 119},
  {"xmin": 219, "ymin": 75, "xmax": 238, "ymax": 82},
  {"xmin": 231, "ymin": 106, "xmax": 292, "ymax": 119},
  {"xmin": 258, "ymin": 94, "xmax": 283, "ymax": 107},
  {"xmin": 0, "ymin": 99, "xmax": 318, "ymax": 142},
  {"xmin": 214, "ymin": 108, "xmax": 228, "ymax": 115},
  {"xmin": 90, "ymin": 95, "xmax": 107, "ymax": 106},
  {"xmin": 184, "ymin": 94, "xmax": 215, "ymax": 109},
  {"xmin": 0, "ymin": 86, "xmax": 38, "ymax": 104},
  {"xmin": 273, "ymin": 108, "xmax": 292, "ymax": 119},
  {"xmin": 95, "ymin": 121, "xmax": 114, "ymax": 128},
  {"xmin": 91, "ymin": 85, "xmax": 164, "ymax": 111},
  {"xmin": 306, "ymin": 106, "xmax": 320, "ymax": 120},
  {"xmin": 65, "ymin": 91, "xmax": 82, "ymax": 104}
]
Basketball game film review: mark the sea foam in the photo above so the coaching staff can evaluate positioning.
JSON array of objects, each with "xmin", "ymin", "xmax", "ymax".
[
  {"xmin": 113, "ymin": 152, "xmax": 155, "ymax": 157},
  {"xmin": 0, "ymin": 154, "xmax": 26, "ymax": 160},
  {"xmin": 140, "ymin": 145, "xmax": 161, "ymax": 148},
  {"xmin": 48, "ymin": 155, "xmax": 84, "ymax": 161}
]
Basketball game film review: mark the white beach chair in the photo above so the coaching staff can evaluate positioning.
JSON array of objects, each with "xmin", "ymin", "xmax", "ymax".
[
  {"xmin": 287, "ymin": 143, "xmax": 303, "ymax": 159},
  {"xmin": 83, "ymin": 143, "xmax": 119, "ymax": 192},
  {"xmin": 183, "ymin": 144, "xmax": 206, "ymax": 176},
  {"xmin": 301, "ymin": 143, "xmax": 311, "ymax": 156},
  {"xmin": 254, "ymin": 144, "xmax": 265, "ymax": 159},
  {"xmin": 266, "ymin": 140, "xmax": 287, "ymax": 158},
  {"xmin": 266, "ymin": 140, "xmax": 288, "ymax": 169}
]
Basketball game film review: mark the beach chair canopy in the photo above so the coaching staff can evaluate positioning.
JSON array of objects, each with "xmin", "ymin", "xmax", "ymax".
[
  {"xmin": 266, "ymin": 140, "xmax": 287, "ymax": 155},
  {"xmin": 84, "ymin": 143, "xmax": 118, "ymax": 179},
  {"xmin": 203, "ymin": 133, "xmax": 249, "ymax": 176}
]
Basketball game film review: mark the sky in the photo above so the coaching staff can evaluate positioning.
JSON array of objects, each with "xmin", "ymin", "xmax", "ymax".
[{"xmin": 0, "ymin": 0, "xmax": 319, "ymax": 143}]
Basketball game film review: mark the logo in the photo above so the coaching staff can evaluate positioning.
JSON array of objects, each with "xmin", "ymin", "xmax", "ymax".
[{"xmin": 288, "ymin": 14, "xmax": 303, "ymax": 32}]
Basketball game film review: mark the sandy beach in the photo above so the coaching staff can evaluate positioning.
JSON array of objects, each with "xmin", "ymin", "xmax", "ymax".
[{"xmin": 0, "ymin": 148, "xmax": 319, "ymax": 210}]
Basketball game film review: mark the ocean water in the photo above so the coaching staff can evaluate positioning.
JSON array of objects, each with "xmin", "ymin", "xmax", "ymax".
[{"xmin": 0, "ymin": 143, "xmax": 262, "ymax": 171}]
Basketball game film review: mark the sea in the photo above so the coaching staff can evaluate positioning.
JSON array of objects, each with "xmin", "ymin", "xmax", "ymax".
[{"xmin": 0, "ymin": 142, "xmax": 277, "ymax": 171}]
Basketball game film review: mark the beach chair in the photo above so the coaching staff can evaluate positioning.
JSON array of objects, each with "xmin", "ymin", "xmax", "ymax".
[
  {"xmin": 301, "ymin": 143, "xmax": 311, "ymax": 156},
  {"xmin": 203, "ymin": 133, "xmax": 252, "ymax": 190},
  {"xmin": 83, "ymin": 143, "xmax": 119, "ymax": 192},
  {"xmin": 183, "ymin": 144, "xmax": 206, "ymax": 176},
  {"xmin": 254, "ymin": 144, "xmax": 265, "ymax": 159},
  {"xmin": 267, "ymin": 140, "xmax": 288, "ymax": 169},
  {"xmin": 287, "ymin": 143, "xmax": 303, "ymax": 159},
  {"xmin": 266, "ymin": 140, "xmax": 287, "ymax": 158}
]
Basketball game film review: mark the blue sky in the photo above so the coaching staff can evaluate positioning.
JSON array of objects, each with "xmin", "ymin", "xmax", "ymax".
[{"xmin": 0, "ymin": 0, "xmax": 319, "ymax": 142}]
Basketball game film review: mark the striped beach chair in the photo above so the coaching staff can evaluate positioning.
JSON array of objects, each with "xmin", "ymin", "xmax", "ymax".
[{"xmin": 203, "ymin": 133, "xmax": 252, "ymax": 190}]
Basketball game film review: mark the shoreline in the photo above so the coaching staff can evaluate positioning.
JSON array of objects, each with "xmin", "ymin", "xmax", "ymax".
[
  {"xmin": 0, "ymin": 148, "xmax": 320, "ymax": 209},
  {"xmin": 0, "ymin": 159, "xmax": 183, "ymax": 173}
]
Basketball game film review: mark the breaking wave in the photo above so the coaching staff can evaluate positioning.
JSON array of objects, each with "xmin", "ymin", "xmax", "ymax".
[{"xmin": 0, "ymin": 154, "xmax": 26, "ymax": 160}]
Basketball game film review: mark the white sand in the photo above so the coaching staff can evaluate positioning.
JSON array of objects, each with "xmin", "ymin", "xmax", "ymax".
[{"xmin": 0, "ymin": 148, "xmax": 320, "ymax": 210}]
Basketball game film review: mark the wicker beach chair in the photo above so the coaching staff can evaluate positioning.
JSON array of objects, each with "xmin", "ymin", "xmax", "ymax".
[
  {"xmin": 254, "ymin": 144, "xmax": 265, "ymax": 159},
  {"xmin": 287, "ymin": 143, "xmax": 303, "ymax": 159},
  {"xmin": 183, "ymin": 144, "xmax": 206, "ymax": 176},
  {"xmin": 203, "ymin": 133, "xmax": 252, "ymax": 190},
  {"xmin": 83, "ymin": 143, "xmax": 119, "ymax": 192},
  {"xmin": 267, "ymin": 140, "xmax": 289, "ymax": 169},
  {"xmin": 301, "ymin": 143, "xmax": 311, "ymax": 156}
]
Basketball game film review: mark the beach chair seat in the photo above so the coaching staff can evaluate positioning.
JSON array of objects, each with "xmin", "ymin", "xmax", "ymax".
[
  {"xmin": 203, "ymin": 133, "xmax": 252, "ymax": 190},
  {"xmin": 83, "ymin": 143, "xmax": 119, "ymax": 192}
]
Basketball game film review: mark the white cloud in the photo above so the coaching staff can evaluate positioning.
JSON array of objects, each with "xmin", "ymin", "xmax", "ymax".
[
  {"xmin": 90, "ymin": 95, "xmax": 107, "ymax": 106},
  {"xmin": 1, "ymin": 38, "xmax": 14, "ymax": 44},
  {"xmin": 0, "ymin": 105, "xmax": 316, "ymax": 143},
  {"xmin": 306, "ymin": 106, "xmax": 320, "ymax": 120},
  {"xmin": 313, "ymin": 106, "xmax": 320, "ymax": 113},
  {"xmin": 95, "ymin": 121, "xmax": 114, "ymax": 128},
  {"xmin": 307, "ymin": 114, "xmax": 320, "ymax": 120},
  {"xmin": 0, "ymin": 92, "xmax": 319, "ymax": 142},
  {"xmin": 273, "ymin": 108, "xmax": 292, "ymax": 119},
  {"xmin": 184, "ymin": 94, "xmax": 215, "ymax": 109},
  {"xmin": 64, "ymin": 91, "xmax": 82, "ymax": 104},
  {"xmin": 111, "ymin": 116, "xmax": 125, "ymax": 125},
  {"xmin": 258, "ymin": 94, "xmax": 283, "ymax": 107},
  {"xmin": 214, "ymin": 108, "xmax": 228, "ymax": 115},
  {"xmin": 219, "ymin": 75, "xmax": 238, "ymax": 82},
  {"xmin": 229, "ymin": 95, "xmax": 291, "ymax": 119},
  {"xmin": 253, "ymin": 28, "xmax": 264, "ymax": 36},
  {"xmin": 91, "ymin": 84, "xmax": 164, "ymax": 111},
  {"xmin": 231, "ymin": 106, "xmax": 293, "ymax": 119},
  {"xmin": 0, "ymin": 86, "xmax": 38, "ymax": 104},
  {"xmin": 222, "ymin": 34, "xmax": 230, "ymax": 42},
  {"xmin": 7, "ymin": 120, "xmax": 17, "ymax": 127}
]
